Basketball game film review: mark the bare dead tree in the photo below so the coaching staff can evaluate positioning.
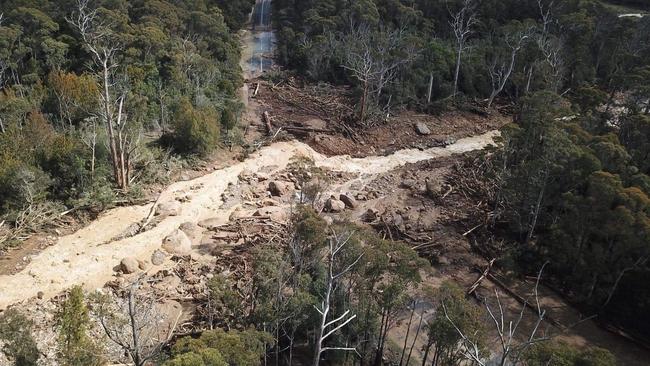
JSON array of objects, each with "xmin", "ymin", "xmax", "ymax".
[
  {"xmin": 92, "ymin": 278, "xmax": 167, "ymax": 366},
  {"xmin": 312, "ymin": 229, "xmax": 364, "ymax": 366},
  {"xmin": 373, "ymin": 26, "xmax": 419, "ymax": 99},
  {"xmin": 67, "ymin": 0, "xmax": 135, "ymax": 189},
  {"xmin": 445, "ymin": 263, "xmax": 551, "ymax": 366},
  {"xmin": 487, "ymin": 28, "xmax": 533, "ymax": 108},
  {"xmin": 537, "ymin": 0, "xmax": 555, "ymax": 34},
  {"xmin": 537, "ymin": 36, "xmax": 564, "ymax": 93},
  {"xmin": 533, "ymin": 0, "xmax": 565, "ymax": 93},
  {"xmin": 0, "ymin": 13, "xmax": 7, "ymax": 133},
  {"xmin": 340, "ymin": 27, "xmax": 374, "ymax": 122},
  {"xmin": 340, "ymin": 25, "xmax": 417, "ymax": 123},
  {"xmin": 520, "ymin": 0, "xmax": 559, "ymax": 95},
  {"xmin": 80, "ymin": 116, "xmax": 99, "ymax": 177},
  {"xmin": 449, "ymin": 0, "xmax": 478, "ymax": 97},
  {"xmin": 602, "ymin": 256, "xmax": 649, "ymax": 308}
]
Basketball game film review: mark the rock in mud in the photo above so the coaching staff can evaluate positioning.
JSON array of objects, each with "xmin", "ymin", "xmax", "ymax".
[
  {"xmin": 199, "ymin": 217, "xmax": 226, "ymax": 230},
  {"xmin": 363, "ymin": 208, "xmax": 380, "ymax": 222},
  {"xmin": 180, "ymin": 222, "xmax": 204, "ymax": 244},
  {"xmin": 155, "ymin": 275, "xmax": 181, "ymax": 291},
  {"xmin": 339, "ymin": 193, "xmax": 358, "ymax": 209},
  {"xmin": 151, "ymin": 250, "xmax": 167, "ymax": 265},
  {"xmin": 415, "ymin": 122, "xmax": 431, "ymax": 135},
  {"xmin": 138, "ymin": 259, "xmax": 148, "ymax": 270},
  {"xmin": 156, "ymin": 201, "xmax": 182, "ymax": 216},
  {"xmin": 401, "ymin": 179, "xmax": 416, "ymax": 189},
  {"xmin": 325, "ymin": 197, "xmax": 346, "ymax": 212},
  {"xmin": 260, "ymin": 198, "xmax": 279, "ymax": 207},
  {"xmin": 229, "ymin": 207, "xmax": 250, "ymax": 221},
  {"xmin": 254, "ymin": 206, "xmax": 288, "ymax": 222},
  {"xmin": 425, "ymin": 177, "xmax": 443, "ymax": 199},
  {"xmin": 120, "ymin": 257, "xmax": 140, "ymax": 274},
  {"xmin": 444, "ymin": 136, "xmax": 457, "ymax": 145},
  {"xmin": 302, "ymin": 118, "xmax": 327, "ymax": 130},
  {"xmin": 268, "ymin": 181, "xmax": 291, "ymax": 197},
  {"xmin": 162, "ymin": 229, "xmax": 192, "ymax": 255}
]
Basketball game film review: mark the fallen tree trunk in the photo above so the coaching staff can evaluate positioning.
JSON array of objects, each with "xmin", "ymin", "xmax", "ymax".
[
  {"xmin": 283, "ymin": 126, "xmax": 335, "ymax": 134},
  {"xmin": 485, "ymin": 273, "xmax": 565, "ymax": 329},
  {"xmin": 467, "ymin": 258, "xmax": 495, "ymax": 295}
]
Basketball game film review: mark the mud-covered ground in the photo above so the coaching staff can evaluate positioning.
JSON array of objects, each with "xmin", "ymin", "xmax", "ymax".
[{"xmin": 252, "ymin": 78, "xmax": 509, "ymax": 157}]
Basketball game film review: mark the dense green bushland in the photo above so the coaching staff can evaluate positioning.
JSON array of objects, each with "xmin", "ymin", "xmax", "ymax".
[
  {"xmin": 0, "ymin": 0, "xmax": 253, "ymax": 223},
  {"xmin": 272, "ymin": 0, "xmax": 650, "ymax": 341},
  {"xmin": 491, "ymin": 91, "xmax": 650, "ymax": 339},
  {"xmin": 272, "ymin": 0, "xmax": 650, "ymax": 116}
]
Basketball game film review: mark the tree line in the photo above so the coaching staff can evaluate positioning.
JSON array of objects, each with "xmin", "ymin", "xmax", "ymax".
[
  {"xmin": 0, "ymin": 0, "xmax": 254, "ymax": 231},
  {"xmin": 272, "ymin": 0, "xmax": 649, "ymax": 120}
]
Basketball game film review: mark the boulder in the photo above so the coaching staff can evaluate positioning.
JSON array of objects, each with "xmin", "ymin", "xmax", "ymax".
[
  {"xmin": 401, "ymin": 179, "xmax": 416, "ymax": 189},
  {"xmin": 199, "ymin": 217, "xmax": 227, "ymax": 230},
  {"xmin": 254, "ymin": 206, "xmax": 289, "ymax": 222},
  {"xmin": 156, "ymin": 201, "xmax": 182, "ymax": 216},
  {"xmin": 325, "ymin": 197, "xmax": 346, "ymax": 212},
  {"xmin": 229, "ymin": 207, "xmax": 250, "ymax": 221},
  {"xmin": 393, "ymin": 214, "xmax": 404, "ymax": 227},
  {"xmin": 151, "ymin": 250, "xmax": 167, "ymax": 266},
  {"xmin": 155, "ymin": 275, "xmax": 181, "ymax": 291},
  {"xmin": 302, "ymin": 118, "xmax": 328, "ymax": 130},
  {"xmin": 120, "ymin": 257, "xmax": 139, "ymax": 274},
  {"xmin": 162, "ymin": 229, "xmax": 192, "ymax": 255},
  {"xmin": 444, "ymin": 136, "xmax": 457, "ymax": 145},
  {"xmin": 363, "ymin": 208, "xmax": 380, "ymax": 222},
  {"xmin": 268, "ymin": 181, "xmax": 290, "ymax": 197},
  {"xmin": 137, "ymin": 260, "xmax": 148, "ymax": 270},
  {"xmin": 415, "ymin": 122, "xmax": 431, "ymax": 135},
  {"xmin": 260, "ymin": 198, "xmax": 279, "ymax": 207},
  {"xmin": 339, "ymin": 194, "xmax": 358, "ymax": 209},
  {"xmin": 425, "ymin": 177, "xmax": 443, "ymax": 199},
  {"xmin": 180, "ymin": 222, "xmax": 204, "ymax": 244}
]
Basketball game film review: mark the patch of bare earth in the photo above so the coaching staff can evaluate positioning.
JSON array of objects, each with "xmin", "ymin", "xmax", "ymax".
[{"xmin": 253, "ymin": 78, "xmax": 509, "ymax": 157}]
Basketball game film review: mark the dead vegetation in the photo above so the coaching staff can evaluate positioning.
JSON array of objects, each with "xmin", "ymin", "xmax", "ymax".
[{"xmin": 253, "ymin": 77, "xmax": 509, "ymax": 157}]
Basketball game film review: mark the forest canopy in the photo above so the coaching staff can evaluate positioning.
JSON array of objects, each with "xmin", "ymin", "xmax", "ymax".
[
  {"xmin": 0, "ymin": 0, "xmax": 254, "ymax": 219},
  {"xmin": 271, "ymin": 0, "xmax": 650, "ymax": 340}
]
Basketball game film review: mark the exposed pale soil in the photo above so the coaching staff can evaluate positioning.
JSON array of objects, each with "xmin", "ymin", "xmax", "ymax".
[{"xmin": 0, "ymin": 18, "xmax": 647, "ymax": 366}]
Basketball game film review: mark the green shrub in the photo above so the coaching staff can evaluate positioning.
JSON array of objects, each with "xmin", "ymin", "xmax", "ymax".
[
  {"xmin": 221, "ymin": 107, "xmax": 237, "ymax": 131},
  {"xmin": 56, "ymin": 286, "xmax": 104, "ymax": 366},
  {"xmin": 166, "ymin": 329, "xmax": 272, "ymax": 366},
  {"xmin": 172, "ymin": 98, "xmax": 220, "ymax": 156},
  {"xmin": 0, "ymin": 159, "xmax": 52, "ymax": 213},
  {"xmin": 39, "ymin": 134, "xmax": 90, "ymax": 200},
  {"xmin": 526, "ymin": 341, "xmax": 616, "ymax": 366},
  {"xmin": 0, "ymin": 309, "xmax": 40, "ymax": 366}
]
